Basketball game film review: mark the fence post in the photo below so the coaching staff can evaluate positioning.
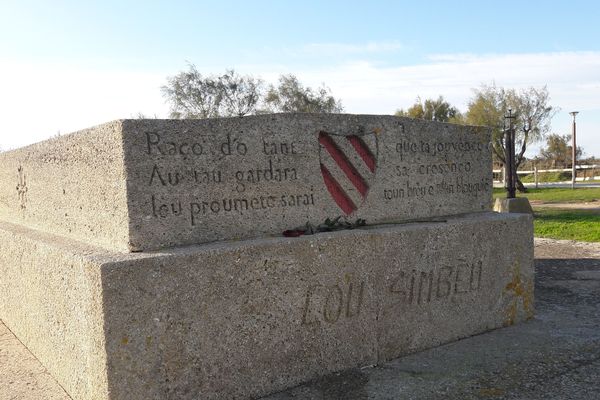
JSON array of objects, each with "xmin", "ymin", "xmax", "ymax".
[
  {"xmin": 534, "ymin": 166, "xmax": 538, "ymax": 189},
  {"xmin": 502, "ymin": 166, "xmax": 506, "ymax": 186}
]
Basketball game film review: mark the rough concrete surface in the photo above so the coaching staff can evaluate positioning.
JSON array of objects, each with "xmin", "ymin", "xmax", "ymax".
[
  {"xmin": 123, "ymin": 116, "xmax": 491, "ymax": 251},
  {"xmin": 0, "ymin": 115, "xmax": 491, "ymax": 251},
  {"xmin": 0, "ymin": 212, "xmax": 530, "ymax": 400},
  {"xmin": 0, "ymin": 121, "xmax": 130, "ymax": 251},
  {"xmin": 493, "ymin": 197, "xmax": 534, "ymax": 214},
  {"xmin": 0, "ymin": 322, "xmax": 70, "ymax": 400},
  {"xmin": 264, "ymin": 238, "xmax": 600, "ymax": 399},
  {"xmin": 1, "ymin": 238, "xmax": 597, "ymax": 400},
  {"xmin": 0, "ymin": 222, "xmax": 109, "ymax": 400}
]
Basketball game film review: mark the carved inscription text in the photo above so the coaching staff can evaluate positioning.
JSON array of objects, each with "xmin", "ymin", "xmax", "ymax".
[
  {"xmin": 301, "ymin": 279, "xmax": 365, "ymax": 325},
  {"xmin": 16, "ymin": 166, "xmax": 27, "ymax": 210},
  {"xmin": 389, "ymin": 260, "xmax": 483, "ymax": 305}
]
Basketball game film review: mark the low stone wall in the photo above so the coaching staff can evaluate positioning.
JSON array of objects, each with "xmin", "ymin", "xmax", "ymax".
[{"xmin": 0, "ymin": 212, "xmax": 533, "ymax": 400}]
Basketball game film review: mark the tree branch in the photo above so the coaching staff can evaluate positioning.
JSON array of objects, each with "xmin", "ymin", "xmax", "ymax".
[
  {"xmin": 492, "ymin": 140, "xmax": 506, "ymax": 164},
  {"xmin": 515, "ymin": 128, "xmax": 530, "ymax": 168}
]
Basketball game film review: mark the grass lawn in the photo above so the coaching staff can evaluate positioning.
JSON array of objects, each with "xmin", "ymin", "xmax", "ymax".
[
  {"xmin": 493, "ymin": 187, "xmax": 600, "ymax": 203},
  {"xmin": 534, "ymin": 208, "xmax": 600, "ymax": 242},
  {"xmin": 520, "ymin": 171, "xmax": 571, "ymax": 183},
  {"xmin": 492, "ymin": 187, "xmax": 600, "ymax": 242}
]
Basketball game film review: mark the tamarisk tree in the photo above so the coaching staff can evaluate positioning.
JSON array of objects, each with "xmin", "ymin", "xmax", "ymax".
[{"xmin": 466, "ymin": 84, "xmax": 556, "ymax": 191}]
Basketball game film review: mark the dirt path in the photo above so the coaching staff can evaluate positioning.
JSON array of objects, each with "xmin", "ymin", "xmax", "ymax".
[
  {"xmin": 535, "ymin": 238, "xmax": 600, "ymax": 258},
  {"xmin": 530, "ymin": 200, "xmax": 600, "ymax": 210}
]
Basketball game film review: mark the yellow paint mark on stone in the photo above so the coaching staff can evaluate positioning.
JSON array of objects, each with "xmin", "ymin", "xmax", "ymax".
[
  {"xmin": 479, "ymin": 387, "xmax": 505, "ymax": 396},
  {"xmin": 503, "ymin": 260, "xmax": 534, "ymax": 325},
  {"xmin": 344, "ymin": 273, "xmax": 353, "ymax": 284},
  {"xmin": 121, "ymin": 337, "xmax": 129, "ymax": 345}
]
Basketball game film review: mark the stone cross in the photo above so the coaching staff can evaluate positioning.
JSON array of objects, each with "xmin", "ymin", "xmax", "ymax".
[{"xmin": 16, "ymin": 166, "xmax": 27, "ymax": 210}]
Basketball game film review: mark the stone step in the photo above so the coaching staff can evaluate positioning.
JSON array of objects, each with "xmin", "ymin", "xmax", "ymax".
[{"xmin": 0, "ymin": 212, "xmax": 533, "ymax": 400}]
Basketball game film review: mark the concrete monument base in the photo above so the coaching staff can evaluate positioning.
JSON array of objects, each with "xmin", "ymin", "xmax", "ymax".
[
  {"xmin": 0, "ymin": 212, "xmax": 533, "ymax": 400},
  {"xmin": 494, "ymin": 197, "xmax": 534, "ymax": 214}
]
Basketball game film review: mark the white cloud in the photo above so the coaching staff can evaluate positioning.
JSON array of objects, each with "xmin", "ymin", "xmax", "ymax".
[
  {"xmin": 1, "ymin": 51, "xmax": 599, "ymax": 156},
  {"xmin": 0, "ymin": 61, "xmax": 167, "ymax": 150},
  {"xmin": 297, "ymin": 41, "xmax": 405, "ymax": 56},
  {"xmin": 243, "ymin": 41, "xmax": 406, "ymax": 64},
  {"xmin": 287, "ymin": 51, "xmax": 600, "ymax": 156},
  {"xmin": 292, "ymin": 51, "xmax": 600, "ymax": 113}
]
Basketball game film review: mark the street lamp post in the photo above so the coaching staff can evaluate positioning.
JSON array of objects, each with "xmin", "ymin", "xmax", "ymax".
[
  {"xmin": 570, "ymin": 111, "xmax": 579, "ymax": 189},
  {"xmin": 504, "ymin": 109, "xmax": 517, "ymax": 199}
]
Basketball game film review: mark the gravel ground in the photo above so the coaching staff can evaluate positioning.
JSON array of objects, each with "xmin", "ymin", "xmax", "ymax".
[
  {"xmin": 2, "ymin": 238, "xmax": 600, "ymax": 400},
  {"xmin": 529, "ymin": 201, "xmax": 600, "ymax": 210}
]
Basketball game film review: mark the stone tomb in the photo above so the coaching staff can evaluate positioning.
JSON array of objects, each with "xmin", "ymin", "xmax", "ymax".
[
  {"xmin": 0, "ymin": 114, "xmax": 491, "ymax": 251},
  {"xmin": 0, "ymin": 114, "xmax": 534, "ymax": 400}
]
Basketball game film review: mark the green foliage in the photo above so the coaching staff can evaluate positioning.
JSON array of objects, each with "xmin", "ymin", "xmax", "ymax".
[
  {"xmin": 395, "ymin": 96, "xmax": 462, "ymax": 123},
  {"xmin": 539, "ymin": 133, "xmax": 583, "ymax": 167},
  {"xmin": 493, "ymin": 187, "xmax": 600, "ymax": 241},
  {"xmin": 161, "ymin": 65, "xmax": 263, "ymax": 118},
  {"xmin": 307, "ymin": 216, "xmax": 366, "ymax": 233},
  {"xmin": 520, "ymin": 171, "xmax": 571, "ymax": 183},
  {"xmin": 133, "ymin": 112, "xmax": 158, "ymax": 119},
  {"xmin": 218, "ymin": 69, "xmax": 264, "ymax": 117},
  {"xmin": 162, "ymin": 66, "xmax": 343, "ymax": 118},
  {"xmin": 465, "ymin": 84, "xmax": 556, "ymax": 167},
  {"xmin": 283, "ymin": 217, "xmax": 365, "ymax": 237},
  {"xmin": 263, "ymin": 74, "xmax": 343, "ymax": 114},
  {"xmin": 534, "ymin": 209, "xmax": 600, "ymax": 242},
  {"xmin": 493, "ymin": 187, "xmax": 600, "ymax": 203}
]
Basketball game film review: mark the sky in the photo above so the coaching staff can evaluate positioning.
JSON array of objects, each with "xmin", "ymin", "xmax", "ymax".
[{"xmin": 1, "ymin": 0, "xmax": 599, "ymax": 156}]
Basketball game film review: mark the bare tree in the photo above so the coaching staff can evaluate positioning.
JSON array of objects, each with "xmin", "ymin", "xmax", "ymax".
[
  {"xmin": 466, "ymin": 84, "xmax": 557, "ymax": 191},
  {"xmin": 217, "ymin": 70, "xmax": 263, "ymax": 117},
  {"xmin": 162, "ymin": 64, "xmax": 221, "ymax": 118},
  {"xmin": 395, "ymin": 96, "xmax": 463, "ymax": 123},
  {"xmin": 161, "ymin": 65, "xmax": 263, "ymax": 118},
  {"xmin": 262, "ymin": 74, "xmax": 343, "ymax": 113},
  {"xmin": 540, "ymin": 133, "xmax": 583, "ymax": 168},
  {"xmin": 162, "ymin": 66, "xmax": 343, "ymax": 118}
]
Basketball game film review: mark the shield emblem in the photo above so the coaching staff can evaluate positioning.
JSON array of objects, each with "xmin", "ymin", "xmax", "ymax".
[{"xmin": 318, "ymin": 130, "xmax": 378, "ymax": 215}]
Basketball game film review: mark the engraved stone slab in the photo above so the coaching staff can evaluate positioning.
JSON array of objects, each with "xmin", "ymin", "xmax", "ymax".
[
  {"xmin": 0, "ymin": 114, "xmax": 492, "ymax": 251},
  {"xmin": 0, "ymin": 121, "xmax": 130, "ymax": 251},
  {"xmin": 0, "ymin": 212, "xmax": 533, "ymax": 400}
]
